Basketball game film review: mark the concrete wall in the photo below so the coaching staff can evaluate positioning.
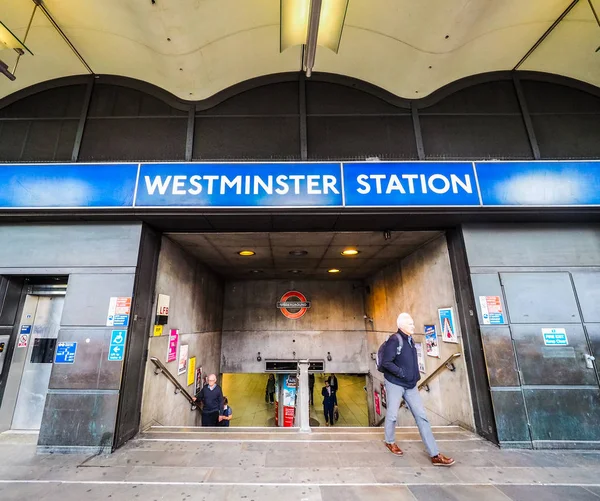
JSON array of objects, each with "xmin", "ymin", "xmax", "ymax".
[
  {"xmin": 141, "ymin": 236, "xmax": 224, "ymax": 429},
  {"xmin": 365, "ymin": 234, "xmax": 475, "ymax": 430},
  {"xmin": 0, "ymin": 223, "xmax": 143, "ymax": 452},
  {"xmin": 221, "ymin": 280, "xmax": 368, "ymax": 373}
]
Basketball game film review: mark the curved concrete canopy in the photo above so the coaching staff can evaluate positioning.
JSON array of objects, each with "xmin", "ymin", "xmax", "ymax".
[{"xmin": 0, "ymin": 0, "xmax": 599, "ymax": 102}]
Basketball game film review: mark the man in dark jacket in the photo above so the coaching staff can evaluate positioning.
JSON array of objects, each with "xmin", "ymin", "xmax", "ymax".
[
  {"xmin": 193, "ymin": 373, "xmax": 223, "ymax": 426},
  {"xmin": 321, "ymin": 380, "xmax": 337, "ymax": 426},
  {"xmin": 381, "ymin": 313, "xmax": 454, "ymax": 467}
]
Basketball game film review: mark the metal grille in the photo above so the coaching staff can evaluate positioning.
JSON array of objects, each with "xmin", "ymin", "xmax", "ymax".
[
  {"xmin": 421, "ymin": 115, "xmax": 533, "ymax": 160},
  {"xmin": 79, "ymin": 118, "xmax": 187, "ymax": 161},
  {"xmin": 0, "ymin": 75, "xmax": 599, "ymax": 163},
  {"xmin": 193, "ymin": 117, "xmax": 301, "ymax": 160},
  {"xmin": 523, "ymin": 81, "xmax": 600, "ymax": 159},
  {"xmin": 307, "ymin": 116, "xmax": 417, "ymax": 160}
]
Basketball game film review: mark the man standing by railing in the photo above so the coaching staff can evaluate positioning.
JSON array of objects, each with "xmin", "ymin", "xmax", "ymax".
[
  {"xmin": 193, "ymin": 373, "xmax": 223, "ymax": 427},
  {"xmin": 380, "ymin": 313, "xmax": 455, "ymax": 466}
]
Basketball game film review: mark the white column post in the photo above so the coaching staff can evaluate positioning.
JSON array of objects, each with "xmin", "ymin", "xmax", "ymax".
[{"xmin": 297, "ymin": 360, "xmax": 311, "ymax": 433}]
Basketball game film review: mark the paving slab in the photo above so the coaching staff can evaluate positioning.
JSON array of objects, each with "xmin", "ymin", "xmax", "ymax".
[
  {"xmin": 320, "ymin": 485, "xmax": 416, "ymax": 501},
  {"xmin": 409, "ymin": 485, "xmax": 512, "ymax": 501},
  {"xmin": 290, "ymin": 467, "xmax": 378, "ymax": 485},
  {"xmin": 498, "ymin": 485, "xmax": 600, "ymax": 501}
]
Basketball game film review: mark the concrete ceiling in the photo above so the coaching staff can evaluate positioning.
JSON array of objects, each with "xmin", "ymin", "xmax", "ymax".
[
  {"xmin": 167, "ymin": 231, "xmax": 442, "ymax": 279},
  {"xmin": 1, "ymin": 1, "xmax": 599, "ymax": 102}
]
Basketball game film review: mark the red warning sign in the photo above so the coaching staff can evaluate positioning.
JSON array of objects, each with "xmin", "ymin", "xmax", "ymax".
[
  {"xmin": 276, "ymin": 291, "xmax": 311, "ymax": 319},
  {"xmin": 17, "ymin": 334, "xmax": 29, "ymax": 348}
]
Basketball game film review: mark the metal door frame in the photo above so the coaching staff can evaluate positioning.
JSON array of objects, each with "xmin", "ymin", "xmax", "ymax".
[{"xmin": 447, "ymin": 228, "xmax": 499, "ymax": 444}]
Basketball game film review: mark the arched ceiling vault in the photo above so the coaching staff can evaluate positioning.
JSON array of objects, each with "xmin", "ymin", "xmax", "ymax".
[{"xmin": 0, "ymin": 0, "xmax": 599, "ymax": 102}]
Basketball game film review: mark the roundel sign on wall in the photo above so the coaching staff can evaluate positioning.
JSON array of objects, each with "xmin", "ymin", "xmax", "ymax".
[{"xmin": 277, "ymin": 291, "xmax": 311, "ymax": 319}]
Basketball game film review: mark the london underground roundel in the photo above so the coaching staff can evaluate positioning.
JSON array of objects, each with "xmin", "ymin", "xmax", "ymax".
[{"xmin": 277, "ymin": 291, "xmax": 311, "ymax": 319}]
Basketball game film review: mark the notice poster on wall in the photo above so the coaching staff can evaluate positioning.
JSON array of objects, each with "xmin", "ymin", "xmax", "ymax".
[
  {"xmin": 282, "ymin": 375, "xmax": 297, "ymax": 427},
  {"xmin": 479, "ymin": 295, "xmax": 505, "ymax": 324},
  {"xmin": 374, "ymin": 391, "xmax": 381, "ymax": 416},
  {"xmin": 106, "ymin": 296, "xmax": 132, "ymax": 327},
  {"xmin": 438, "ymin": 307, "xmax": 458, "ymax": 344},
  {"xmin": 380, "ymin": 382, "xmax": 387, "ymax": 409},
  {"xmin": 425, "ymin": 324, "xmax": 440, "ymax": 358},
  {"xmin": 195, "ymin": 366, "xmax": 203, "ymax": 394},
  {"xmin": 415, "ymin": 342, "xmax": 426, "ymax": 374},
  {"xmin": 187, "ymin": 357, "xmax": 196, "ymax": 386},
  {"xmin": 167, "ymin": 329, "xmax": 178, "ymax": 363},
  {"xmin": 178, "ymin": 344, "xmax": 189, "ymax": 375}
]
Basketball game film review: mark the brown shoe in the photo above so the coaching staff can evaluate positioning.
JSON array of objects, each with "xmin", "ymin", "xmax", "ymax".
[
  {"xmin": 385, "ymin": 443, "xmax": 404, "ymax": 456},
  {"xmin": 432, "ymin": 453, "xmax": 455, "ymax": 466}
]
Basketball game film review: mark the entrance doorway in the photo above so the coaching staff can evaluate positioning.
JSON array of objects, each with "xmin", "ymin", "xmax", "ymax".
[
  {"xmin": 141, "ymin": 230, "xmax": 475, "ymax": 434},
  {"xmin": 12, "ymin": 295, "xmax": 64, "ymax": 430},
  {"xmin": 221, "ymin": 373, "xmax": 369, "ymax": 427}
]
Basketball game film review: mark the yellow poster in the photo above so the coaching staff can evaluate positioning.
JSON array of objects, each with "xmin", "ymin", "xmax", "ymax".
[
  {"xmin": 153, "ymin": 325, "xmax": 163, "ymax": 337},
  {"xmin": 187, "ymin": 357, "xmax": 196, "ymax": 387}
]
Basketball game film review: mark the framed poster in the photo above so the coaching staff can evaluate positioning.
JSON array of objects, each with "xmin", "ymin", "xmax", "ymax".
[
  {"xmin": 438, "ymin": 307, "xmax": 458, "ymax": 344},
  {"xmin": 195, "ymin": 366, "xmax": 203, "ymax": 394},
  {"xmin": 187, "ymin": 357, "xmax": 196, "ymax": 386},
  {"xmin": 167, "ymin": 329, "xmax": 178, "ymax": 363},
  {"xmin": 425, "ymin": 324, "xmax": 440, "ymax": 358},
  {"xmin": 415, "ymin": 342, "xmax": 426, "ymax": 374},
  {"xmin": 178, "ymin": 344, "xmax": 188, "ymax": 375}
]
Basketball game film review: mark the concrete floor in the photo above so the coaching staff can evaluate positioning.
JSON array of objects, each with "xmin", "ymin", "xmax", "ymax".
[
  {"xmin": 1, "ymin": 426, "xmax": 600, "ymax": 500},
  {"xmin": 222, "ymin": 373, "xmax": 369, "ymax": 427}
]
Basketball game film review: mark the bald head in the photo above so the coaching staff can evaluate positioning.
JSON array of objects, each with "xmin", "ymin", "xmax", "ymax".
[
  {"xmin": 397, "ymin": 313, "xmax": 415, "ymax": 335},
  {"xmin": 208, "ymin": 374, "xmax": 217, "ymax": 387}
]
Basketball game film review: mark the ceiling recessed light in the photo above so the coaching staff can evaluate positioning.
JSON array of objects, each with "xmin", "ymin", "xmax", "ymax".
[
  {"xmin": 289, "ymin": 269, "xmax": 303, "ymax": 274},
  {"xmin": 249, "ymin": 269, "xmax": 263, "ymax": 274},
  {"xmin": 341, "ymin": 249, "xmax": 359, "ymax": 256},
  {"xmin": 289, "ymin": 250, "xmax": 308, "ymax": 256},
  {"xmin": 328, "ymin": 268, "xmax": 341, "ymax": 274},
  {"xmin": 238, "ymin": 250, "xmax": 255, "ymax": 256}
]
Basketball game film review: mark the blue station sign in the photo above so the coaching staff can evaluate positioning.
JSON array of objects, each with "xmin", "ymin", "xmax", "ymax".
[
  {"xmin": 343, "ymin": 162, "xmax": 479, "ymax": 207},
  {"xmin": 0, "ymin": 161, "xmax": 598, "ymax": 209}
]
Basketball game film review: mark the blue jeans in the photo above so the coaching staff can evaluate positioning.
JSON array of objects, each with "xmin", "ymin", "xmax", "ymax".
[{"xmin": 384, "ymin": 379, "xmax": 439, "ymax": 457}]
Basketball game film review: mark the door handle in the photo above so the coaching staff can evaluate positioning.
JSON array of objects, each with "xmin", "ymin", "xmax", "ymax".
[{"xmin": 585, "ymin": 354, "xmax": 596, "ymax": 369}]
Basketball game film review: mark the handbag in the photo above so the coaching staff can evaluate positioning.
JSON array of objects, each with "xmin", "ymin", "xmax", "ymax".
[{"xmin": 333, "ymin": 405, "xmax": 339, "ymax": 422}]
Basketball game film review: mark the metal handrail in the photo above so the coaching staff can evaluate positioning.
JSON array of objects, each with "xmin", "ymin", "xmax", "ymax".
[
  {"xmin": 375, "ymin": 352, "xmax": 461, "ymax": 426},
  {"xmin": 150, "ymin": 357, "xmax": 199, "ymax": 411}
]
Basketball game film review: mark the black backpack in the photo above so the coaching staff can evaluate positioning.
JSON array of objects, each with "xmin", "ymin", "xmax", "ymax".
[{"xmin": 376, "ymin": 333, "xmax": 403, "ymax": 373}]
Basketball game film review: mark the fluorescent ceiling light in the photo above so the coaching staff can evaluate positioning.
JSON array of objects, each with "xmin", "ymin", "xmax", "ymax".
[
  {"xmin": 280, "ymin": 0, "xmax": 311, "ymax": 52},
  {"xmin": 280, "ymin": 0, "xmax": 349, "ymax": 76},
  {"xmin": 316, "ymin": 0, "xmax": 349, "ymax": 53},
  {"xmin": 0, "ymin": 20, "xmax": 33, "ymax": 55}
]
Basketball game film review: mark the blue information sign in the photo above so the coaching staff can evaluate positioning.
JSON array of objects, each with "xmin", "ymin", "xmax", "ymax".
[
  {"xmin": 543, "ymin": 328, "xmax": 568, "ymax": 346},
  {"xmin": 108, "ymin": 329, "xmax": 127, "ymax": 362},
  {"xmin": 135, "ymin": 163, "xmax": 344, "ymax": 207},
  {"xmin": 343, "ymin": 162, "xmax": 481, "ymax": 207},
  {"xmin": 55, "ymin": 342, "xmax": 77, "ymax": 364},
  {"xmin": 111, "ymin": 314, "xmax": 129, "ymax": 327},
  {"xmin": 475, "ymin": 161, "xmax": 600, "ymax": 206},
  {"xmin": 0, "ymin": 164, "xmax": 138, "ymax": 208},
  {"xmin": 20, "ymin": 325, "xmax": 31, "ymax": 334}
]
